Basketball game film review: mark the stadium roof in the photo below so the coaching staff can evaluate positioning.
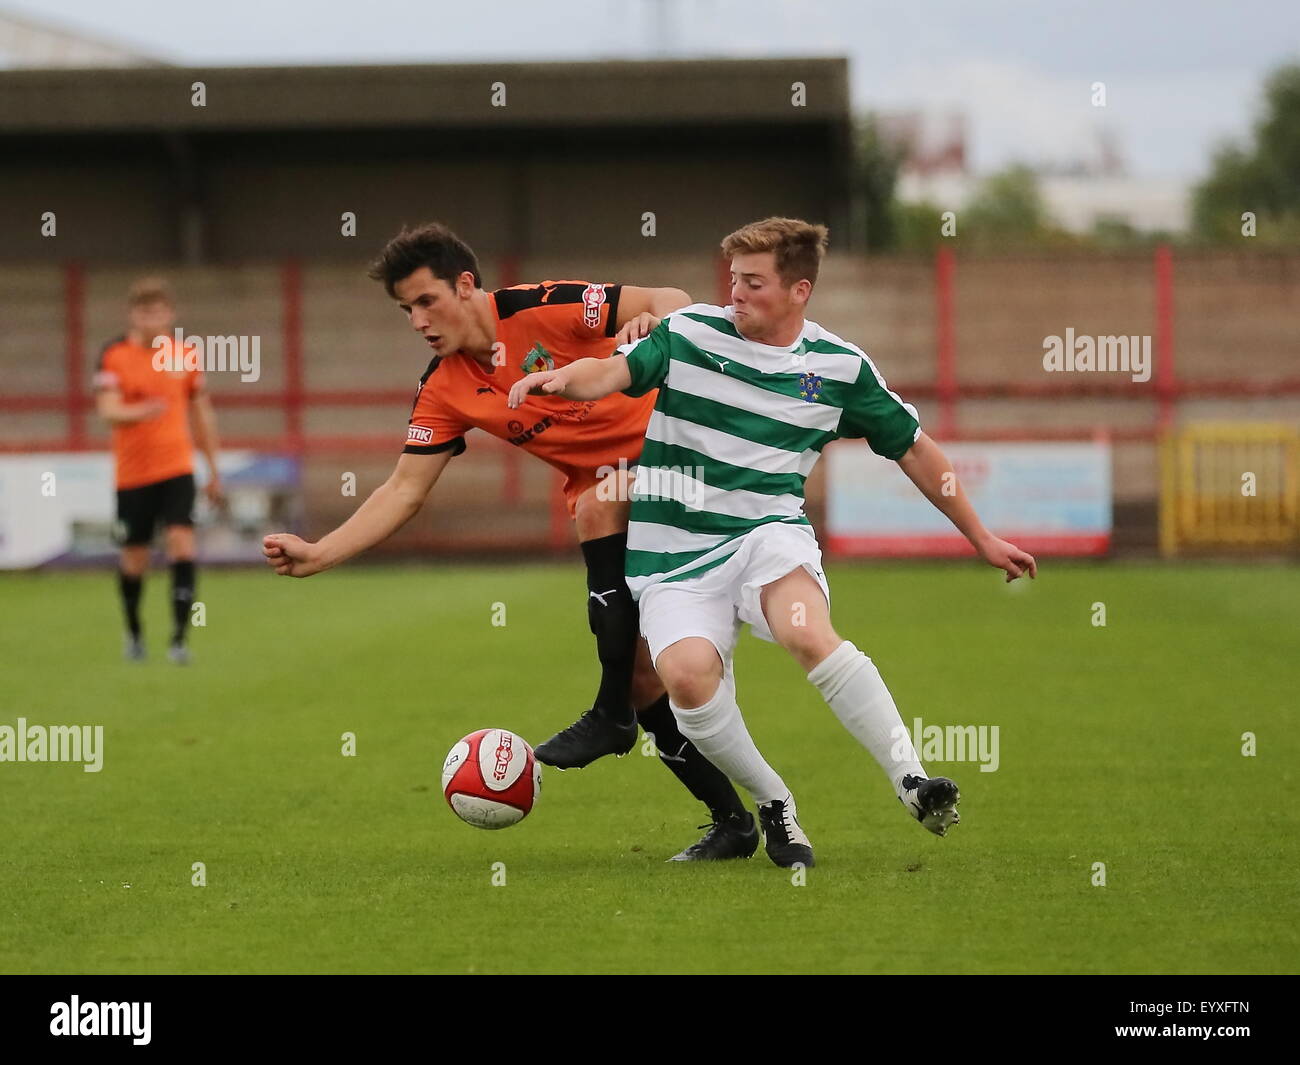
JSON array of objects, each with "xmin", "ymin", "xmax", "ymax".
[{"xmin": 0, "ymin": 56, "xmax": 848, "ymax": 132}]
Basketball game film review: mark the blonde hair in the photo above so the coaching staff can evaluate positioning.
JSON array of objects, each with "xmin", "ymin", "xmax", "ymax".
[
  {"xmin": 721, "ymin": 217, "xmax": 829, "ymax": 288},
  {"xmin": 126, "ymin": 277, "xmax": 173, "ymax": 308}
]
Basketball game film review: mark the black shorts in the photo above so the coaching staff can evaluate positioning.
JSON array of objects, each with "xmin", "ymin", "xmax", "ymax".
[{"xmin": 115, "ymin": 473, "xmax": 196, "ymax": 546}]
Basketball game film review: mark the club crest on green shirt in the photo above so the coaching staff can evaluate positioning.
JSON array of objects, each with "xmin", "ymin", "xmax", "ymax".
[
  {"xmin": 521, "ymin": 343, "xmax": 555, "ymax": 375},
  {"xmin": 798, "ymin": 371, "xmax": 824, "ymax": 402}
]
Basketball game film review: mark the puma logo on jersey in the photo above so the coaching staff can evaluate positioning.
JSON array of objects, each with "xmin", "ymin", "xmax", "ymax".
[
  {"xmin": 476, "ymin": 386, "xmax": 494, "ymax": 395},
  {"xmin": 588, "ymin": 588, "xmax": 621, "ymax": 607},
  {"xmin": 704, "ymin": 354, "xmax": 729, "ymax": 373}
]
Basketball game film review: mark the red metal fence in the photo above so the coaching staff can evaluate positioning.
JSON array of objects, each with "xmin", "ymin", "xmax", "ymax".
[{"xmin": 3, "ymin": 248, "xmax": 1298, "ymax": 553}]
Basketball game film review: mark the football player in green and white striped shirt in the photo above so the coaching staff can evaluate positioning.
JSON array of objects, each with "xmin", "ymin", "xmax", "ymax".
[{"xmin": 509, "ymin": 218, "xmax": 1036, "ymax": 868}]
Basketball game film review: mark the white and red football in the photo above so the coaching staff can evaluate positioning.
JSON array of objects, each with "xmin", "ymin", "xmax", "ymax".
[{"xmin": 440, "ymin": 728, "xmax": 542, "ymax": 829}]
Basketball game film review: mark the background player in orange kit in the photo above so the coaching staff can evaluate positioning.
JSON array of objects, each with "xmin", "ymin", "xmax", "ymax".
[
  {"xmin": 263, "ymin": 223, "xmax": 760, "ymax": 861},
  {"xmin": 94, "ymin": 278, "xmax": 225, "ymax": 664}
]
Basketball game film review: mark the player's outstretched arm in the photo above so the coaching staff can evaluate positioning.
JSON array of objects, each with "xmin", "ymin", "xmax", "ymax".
[
  {"xmin": 897, "ymin": 431, "xmax": 1038, "ymax": 582},
  {"xmin": 263, "ymin": 450, "xmax": 453, "ymax": 577},
  {"xmin": 505, "ymin": 355, "xmax": 633, "ymax": 409}
]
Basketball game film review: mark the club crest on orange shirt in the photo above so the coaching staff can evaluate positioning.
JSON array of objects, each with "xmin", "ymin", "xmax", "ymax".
[{"xmin": 521, "ymin": 343, "xmax": 555, "ymax": 375}]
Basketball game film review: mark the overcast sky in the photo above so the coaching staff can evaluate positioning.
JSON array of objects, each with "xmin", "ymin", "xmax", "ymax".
[{"xmin": 7, "ymin": 0, "xmax": 1298, "ymax": 181}]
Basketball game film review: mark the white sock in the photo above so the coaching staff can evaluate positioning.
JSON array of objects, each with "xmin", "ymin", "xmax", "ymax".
[
  {"xmin": 807, "ymin": 640, "xmax": 925, "ymax": 800},
  {"xmin": 670, "ymin": 668, "xmax": 789, "ymax": 806}
]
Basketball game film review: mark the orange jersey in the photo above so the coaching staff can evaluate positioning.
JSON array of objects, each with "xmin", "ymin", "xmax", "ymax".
[
  {"xmin": 403, "ymin": 281, "xmax": 656, "ymax": 515},
  {"xmin": 93, "ymin": 336, "xmax": 204, "ymax": 490}
]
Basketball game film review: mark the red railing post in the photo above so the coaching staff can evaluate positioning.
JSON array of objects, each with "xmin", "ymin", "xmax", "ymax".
[
  {"xmin": 548, "ymin": 470, "xmax": 569, "ymax": 553},
  {"xmin": 497, "ymin": 254, "xmax": 522, "ymax": 504},
  {"xmin": 64, "ymin": 262, "xmax": 86, "ymax": 449},
  {"xmin": 498, "ymin": 253, "xmax": 520, "ymax": 289},
  {"xmin": 934, "ymin": 246, "xmax": 957, "ymax": 439},
  {"xmin": 503, "ymin": 445, "xmax": 521, "ymax": 504},
  {"xmin": 1154, "ymin": 244, "xmax": 1176, "ymax": 432},
  {"xmin": 282, "ymin": 259, "xmax": 304, "ymax": 455},
  {"xmin": 715, "ymin": 256, "xmax": 731, "ymax": 306}
]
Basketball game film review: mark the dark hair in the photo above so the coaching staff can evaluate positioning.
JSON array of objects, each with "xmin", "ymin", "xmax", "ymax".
[{"xmin": 367, "ymin": 223, "xmax": 483, "ymax": 296}]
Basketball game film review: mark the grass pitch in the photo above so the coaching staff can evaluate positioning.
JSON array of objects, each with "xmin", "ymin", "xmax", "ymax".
[{"xmin": 1, "ymin": 561, "xmax": 1295, "ymax": 974}]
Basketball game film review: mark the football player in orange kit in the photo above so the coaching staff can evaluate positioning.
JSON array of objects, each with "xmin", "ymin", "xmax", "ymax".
[
  {"xmin": 94, "ymin": 278, "xmax": 224, "ymax": 664},
  {"xmin": 262, "ymin": 224, "xmax": 758, "ymax": 861}
]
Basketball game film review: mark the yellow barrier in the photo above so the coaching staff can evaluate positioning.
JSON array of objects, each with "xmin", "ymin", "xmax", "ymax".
[{"xmin": 1160, "ymin": 424, "xmax": 1300, "ymax": 555}]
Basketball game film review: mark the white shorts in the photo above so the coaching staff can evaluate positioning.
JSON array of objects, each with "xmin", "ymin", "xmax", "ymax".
[{"xmin": 639, "ymin": 521, "xmax": 830, "ymax": 669}]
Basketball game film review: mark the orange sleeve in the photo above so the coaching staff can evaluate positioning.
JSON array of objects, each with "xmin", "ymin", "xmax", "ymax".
[
  {"xmin": 495, "ymin": 281, "xmax": 623, "ymax": 343},
  {"xmin": 92, "ymin": 343, "xmax": 122, "ymax": 392},
  {"xmin": 403, "ymin": 358, "xmax": 469, "ymax": 456}
]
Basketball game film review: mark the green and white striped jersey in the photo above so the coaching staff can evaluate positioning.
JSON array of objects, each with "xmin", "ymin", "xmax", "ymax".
[{"xmin": 620, "ymin": 303, "xmax": 921, "ymax": 599}]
